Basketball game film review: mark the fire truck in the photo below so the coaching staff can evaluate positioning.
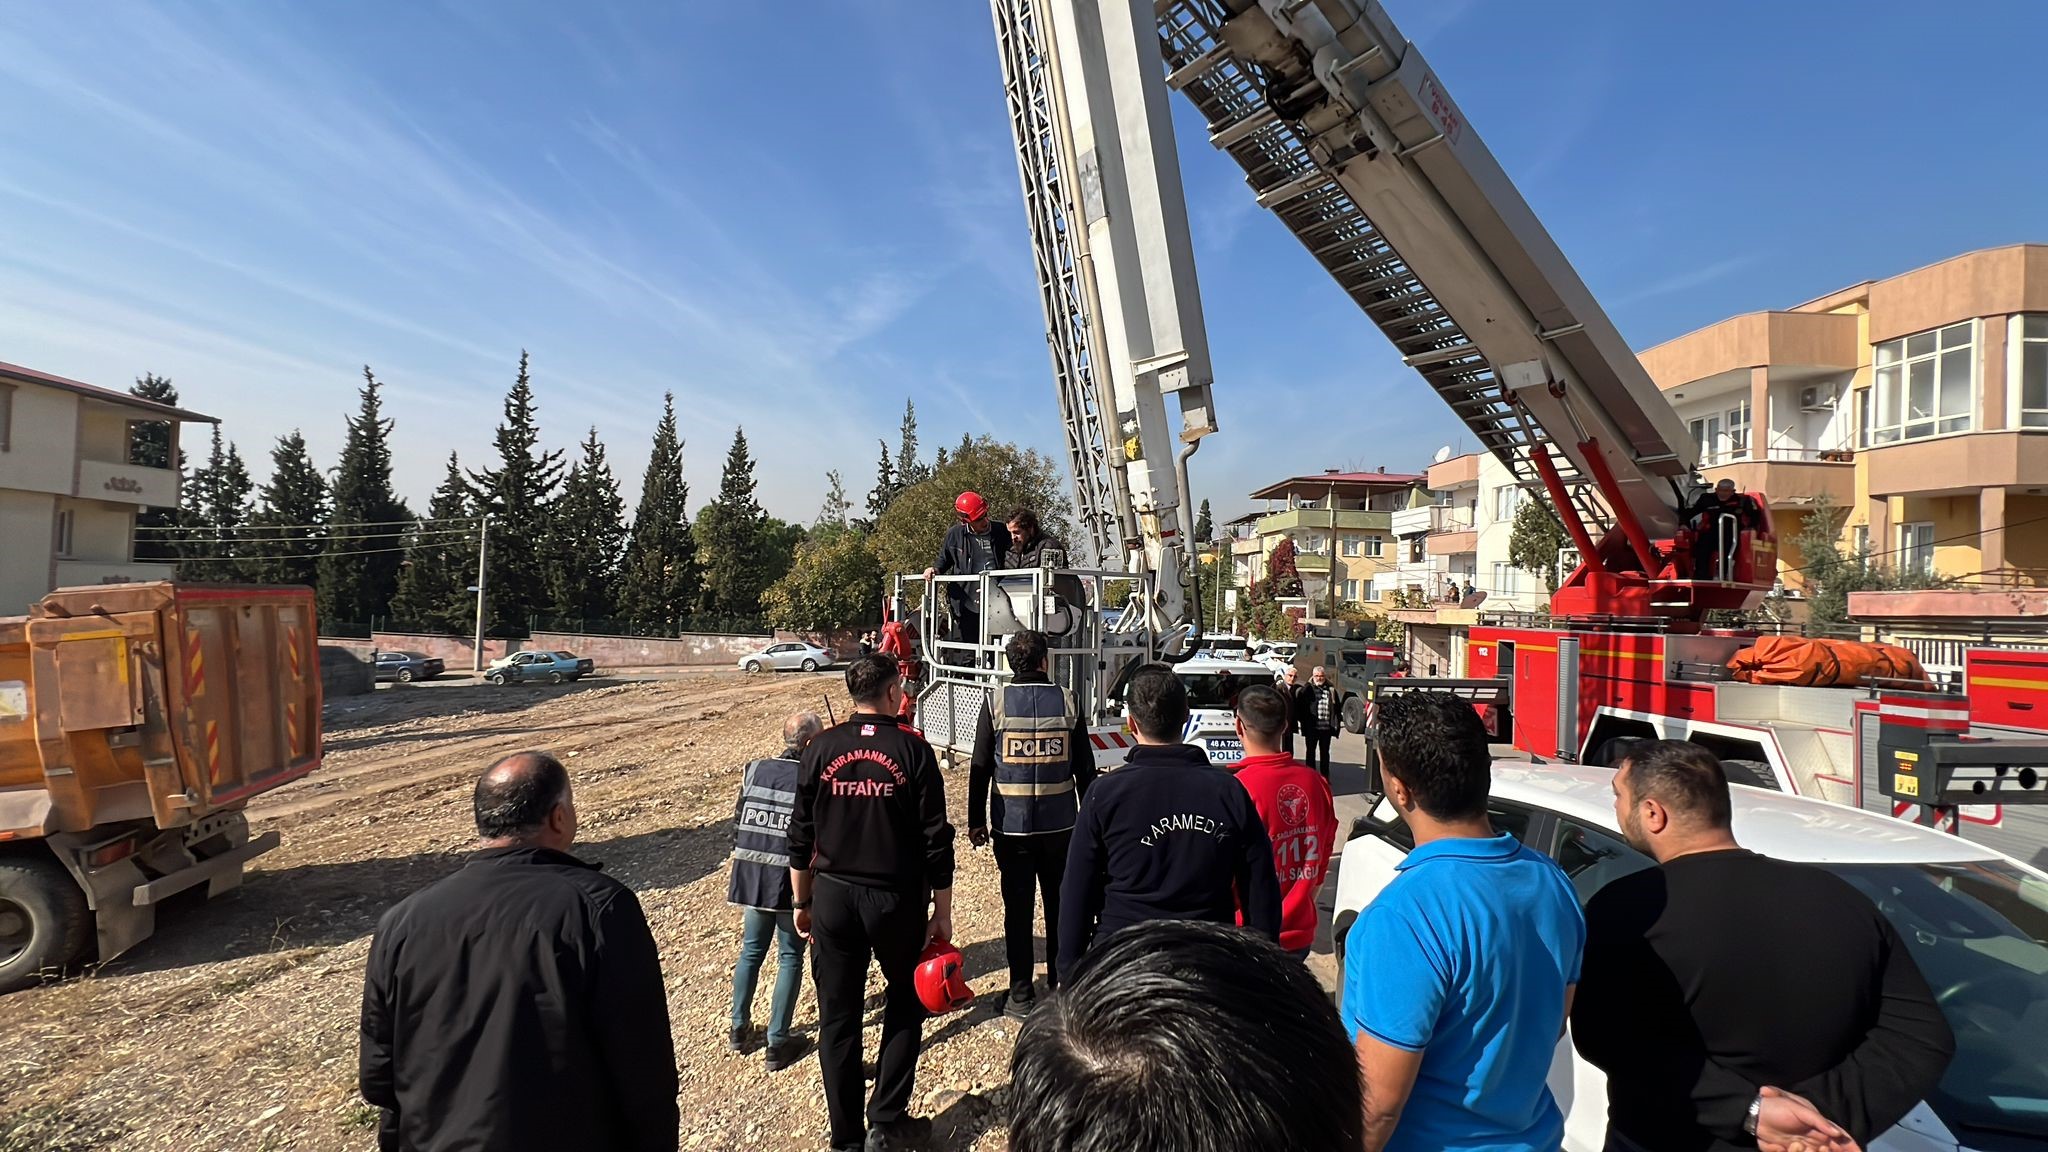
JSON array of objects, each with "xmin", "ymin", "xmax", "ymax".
[{"xmin": 925, "ymin": 0, "xmax": 2048, "ymax": 859}]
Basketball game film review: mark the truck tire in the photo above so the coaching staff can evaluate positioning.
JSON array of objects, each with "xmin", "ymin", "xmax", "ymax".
[
  {"xmin": 0, "ymin": 855, "xmax": 91, "ymax": 994},
  {"xmin": 1342, "ymin": 694, "xmax": 1368, "ymax": 735}
]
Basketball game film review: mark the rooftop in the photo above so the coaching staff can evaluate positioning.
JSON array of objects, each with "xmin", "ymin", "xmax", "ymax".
[
  {"xmin": 1248, "ymin": 468, "xmax": 1425, "ymax": 501},
  {"xmin": 0, "ymin": 361, "xmax": 217, "ymax": 423}
]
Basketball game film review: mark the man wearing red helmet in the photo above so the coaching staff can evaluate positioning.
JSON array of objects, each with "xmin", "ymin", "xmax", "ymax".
[{"xmin": 923, "ymin": 491, "xmax": 1011, "ymax": 663}]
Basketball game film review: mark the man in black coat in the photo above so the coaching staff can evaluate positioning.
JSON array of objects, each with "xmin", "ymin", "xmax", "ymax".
[
  {"xmin": 360, "ymin": 752, "xmax": 678, "ymax": 1152},
  {"xmin": 924, "ymin": 490, "xmax": 1011, "ymax": 662}
]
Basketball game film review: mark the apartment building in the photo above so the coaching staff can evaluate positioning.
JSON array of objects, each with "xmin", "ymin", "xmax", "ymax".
[
  {"xmin": 1240, "ymin": 468, "xmax": 1421, "ymax": 619},
  {"xmin": 0, "ymin": 362, "xmax": 213, "ymax": 614},
  {"xmin": 1381, "ymin": 450, "xmax": 1552, "ymax": 674},
  {"xmin": 1638, "ymin": 243, "xmax": 2048, "ymax": 594}
]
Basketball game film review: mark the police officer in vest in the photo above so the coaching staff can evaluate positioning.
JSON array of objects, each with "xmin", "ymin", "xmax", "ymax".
[
  {"xmin": 968, "ymin": 629, "xmax": 1096, "ymax": 1018},
  {"xmin": 727, "ymin": 710, "xmax": 823, "ymax": 1071}
]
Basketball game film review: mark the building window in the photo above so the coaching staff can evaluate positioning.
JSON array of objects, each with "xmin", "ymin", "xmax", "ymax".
[
  {"xmin": 0, "ymin": 383, "xmax": 13, "ymax": 451},
  {"xmin": 1364, "ymin": 534, "xmax": 1384, "ymax": 558},
  {"xmin": 55, "ymin": 509, "xmax": 76, "ymax": 558},
  {"xmin": 1409, "ymin": 537, "xmax": 1425, "ymax": 563},
  {"xmin": 1688, "ymin": 414, "xmax": 1721, "ymax": 464},
  {"xmin": 1491, "ymin": 485, "xmax": 1523, "ymax": 521},
  {"xmin": 1726, "ymin": 400, "xmax": 1751, "ymax": 457},
  {"xmin": 1342, "ymin": 579, "xmax": 1359, "ymax": 601},
  {"xmin": 1340, "ymin": 536, "xmax": 1361, "ymax": 557},
  {"xmin": 1853, "ymin": 524, "xmax": 1869, "ymax": 557},
  {"xmin": 1899, "ymin": 522, "xmax": 1935, "ymax": 576},
  {"xmin": 2015, "ymin": 314, "xmax": 2048, "ymax": 429},
  {"xmin": 1869, "ymin": 321, "xmax": 1974, "ymax": 444},
  {"xmin": 1490, "ymin": 561, "xmax": 1519, "ymax": 595}
]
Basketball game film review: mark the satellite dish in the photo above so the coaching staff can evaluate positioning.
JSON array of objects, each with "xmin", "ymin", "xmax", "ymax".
[{"xmin": 1432, "ymin": 445, "xmax": 1453, "ymax": 464}]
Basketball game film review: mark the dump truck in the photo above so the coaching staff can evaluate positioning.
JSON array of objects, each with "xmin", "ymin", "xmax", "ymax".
[{"xmin": 0, "ymin": 582, "xmax": 322, "ymax": 992}]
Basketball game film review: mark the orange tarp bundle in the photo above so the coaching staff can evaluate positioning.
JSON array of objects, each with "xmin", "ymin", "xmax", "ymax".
[{"xmin": 1727, "ymin": 635, "xmax": 1929, "ymax": 687}]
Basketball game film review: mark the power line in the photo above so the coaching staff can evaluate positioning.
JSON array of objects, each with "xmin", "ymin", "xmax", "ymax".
[
  {"xmin": 135, "ymin": 526, "xmax": 479, "ymax": 543},
  {"xmin": 1774, "ymin": 510, "xmax": 2048, "ymax": 578},
  {"xmin": 174, "ymin": 543, "xmax": 426, "ymax": 562},
  {"xmin": 133, "ymin": 515, "xmax": 480, "ymax": 534}
]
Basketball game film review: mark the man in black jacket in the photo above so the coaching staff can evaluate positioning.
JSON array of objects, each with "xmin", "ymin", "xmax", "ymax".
[
  {"xmin": 969, "ymin": 629, "xmax": 1097, "ymax": 1017},
  {"xmin": 359, "ymin": 751, "xmax": 678, "ymax": 1152},
  {"xmin": 923, "ymin": 490, "xmax": 1011, "ymax": 662},
  {"xmin": 1057, "ymin": 663, "xmax": 1281, "ymax": 976},
  {"xmin": 1572, "ymin": 740, "xmax": 1955, "ymax": 1152},
  {"xmin": 790, "ymin": 653, "xmax": 957, "ymax": 1152}
]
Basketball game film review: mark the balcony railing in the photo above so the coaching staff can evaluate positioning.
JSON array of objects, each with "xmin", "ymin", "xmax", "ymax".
[
  {"xmin": 1696, "ymin": 446, "xmax": 1856, "ymax": 467},
  {"xmin": 77, "ymin": 458, "xmax": 178, "ymax": 506},
  {"xmin": 1255, "ymin": 507, "xmax": 1391, "ymax": 535}
]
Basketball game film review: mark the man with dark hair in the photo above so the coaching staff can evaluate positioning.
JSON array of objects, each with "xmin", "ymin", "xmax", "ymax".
[
  {"xmin": 1341, "ymin": 694, "xmax": 1581, "ymax": 1152},
  {"xmin": 790, "ymin": 653, "xmax": 956, "ymax": 1152},
  {"xmin": 1573, "ymin": 740, "xmax": 1954, "ymax": 1152},
  {"xmin": 726, "ymin": 710, "xmax": 825, "ymax": 1071},
  {"xmin": 1687, "ymin": 479, "xmax": 1763, "ymax": 580},
  {"xmin": 1009, "ymin": 919, "xmax": 1363, "ymax": 1152},
  {"xmin": 1057, "ymin": 663, "xmax": 1280, "ymax": 976},
  {"xmin": 360, "ymin": 752, "xmax": 677, "ymax": 1152},
  {"xmin": 969, "ymin": 629, "xmax": 1097, "ymax": 1018},
  {"xmin": 1231, "ymin": 684, "xmax": 1337, "ymax": 960}
]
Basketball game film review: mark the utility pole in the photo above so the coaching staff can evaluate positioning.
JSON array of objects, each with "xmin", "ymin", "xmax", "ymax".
[
  {"xmin": 471, "ymin": 513, "xmax": 491, "ymax": 674},
  {"xmin": 1327, "ymin": 478, "xmax": 1340, "ymax": 626}
]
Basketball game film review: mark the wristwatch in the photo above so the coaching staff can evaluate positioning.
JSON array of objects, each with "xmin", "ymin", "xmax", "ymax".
[
  {"xmin": 792, "ymin": 900, "xmax": 812, "ymax": 910},
  {"xmin": 1743, "ymin": 1094, "xmax": 1763, "ymax": 1137}
]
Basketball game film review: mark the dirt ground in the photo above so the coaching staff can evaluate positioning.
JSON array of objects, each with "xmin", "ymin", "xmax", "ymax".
[{"xmin": 0, "ymin": 672, "xmax": 1024, "ymax": 1152}]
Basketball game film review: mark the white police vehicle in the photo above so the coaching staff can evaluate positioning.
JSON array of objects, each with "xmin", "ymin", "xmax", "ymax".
[
  {"xmin": 1173, "ymin": 660, "xmax": 1275, "ymax": 765},
  {"xmin": 1331, "ymin": 763, "xmax": 2048, "ymax": 1152}
]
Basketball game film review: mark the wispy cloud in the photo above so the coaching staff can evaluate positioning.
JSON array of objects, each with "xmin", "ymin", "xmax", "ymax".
[{"xmin": 1611, "ymin": 254, "xmax": 1763, "ymax": 306}]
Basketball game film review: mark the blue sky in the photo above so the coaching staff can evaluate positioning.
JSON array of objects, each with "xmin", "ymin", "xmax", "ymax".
[{"xmin": 0, "ymin": 1, "xmax": 2042, "ymax": 526}]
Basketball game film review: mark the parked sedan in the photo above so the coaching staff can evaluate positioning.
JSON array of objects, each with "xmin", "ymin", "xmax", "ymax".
[
  {"xmin": 484, "ymin": 650, "xmax": 593, "ymax": 685},
  {"xmin": 738, "ymin": 641, "xmax": 834, "ymax": 674},
  {"xmin": 372, "ymin": 650, "xmax": 445, "ymax": 683},
  {"xmin": 1330, "ymin": 764, "xmax": 2048, "ymax": 1152}
]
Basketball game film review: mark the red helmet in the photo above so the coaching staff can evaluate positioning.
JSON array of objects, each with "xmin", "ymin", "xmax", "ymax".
[
  {"xmin": 954, "ymin": 491, "xmax": 988, "ymax": 520},
  {"xmin": 914, "ymin": 938, "xmax": 972, "ymax": 1014}
]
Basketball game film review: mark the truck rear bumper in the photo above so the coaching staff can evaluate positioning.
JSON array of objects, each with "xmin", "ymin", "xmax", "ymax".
[{"xmin": 133, "ymin": 829, "xmax": 279, "ymax": 906}]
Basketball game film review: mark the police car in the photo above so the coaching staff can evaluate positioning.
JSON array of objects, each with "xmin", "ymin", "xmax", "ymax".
[{"xmin": 1173, "ymin": 660, "xmax": 1276, "ymax": 765}]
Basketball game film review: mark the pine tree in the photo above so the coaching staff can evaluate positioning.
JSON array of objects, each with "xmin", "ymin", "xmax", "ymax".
[
  {"xmin": 695, "ymin": 426, "xmax": 772, "ymax": 617},
  {"xmin": 547, "ymin": 427, "xmax": 626, "ymax": 622},
  {"xmin": 1194, "ymin": 499, "xmax": 1214, "ymax": 544},
  {"xmin": 178, "ymin": 426, "xmax": 253, "ymax": 581},
  {"xmin": 817, "ymin": 470, "xmax": 852, "ymax": 529},
  {"xmin": 894, "ymin": 399, "xmax": 927, "ymax": 487},
  {"xmin": 130, "ymin": 373, "xmax": 186, "ymax": 562},
  {"xmin": 319, "ymin": 367, "xmax": 413, "ymax": 629},
  {"xmin": 618, "ymin": 392, "xmax": 698, "ymax": 629},
  {"xmin": 864, "ymin": 439, "xmax": 897, "ymax": 526},
  {"xmin": 390, "ymin": 454, "xmax": 479, "ymax": 633},
  {"xmin": 468, "ymin": 351, "xmax": 566, "ymax": 629},
  {"xmin": 245, "ymin": 430, "xmax": 329, "ymax": 588}
]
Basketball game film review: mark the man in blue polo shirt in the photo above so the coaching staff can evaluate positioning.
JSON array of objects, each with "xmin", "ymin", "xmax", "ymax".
[{"xmin": 1341, "ymin": 692, "xmax": 1583, "ymax": 1152}]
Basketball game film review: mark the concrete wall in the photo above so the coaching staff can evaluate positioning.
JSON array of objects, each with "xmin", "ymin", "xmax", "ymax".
[
  {"xmin": 0, "ymin": 489, "xmax": 54, "ymax": 615},
  {"xmin": 319, "ymin": 645, "xmax": 372, "ymax": 697},
  {"xmin": 0, "ymin": 381, "xmax": 78, "ymax": 496}
]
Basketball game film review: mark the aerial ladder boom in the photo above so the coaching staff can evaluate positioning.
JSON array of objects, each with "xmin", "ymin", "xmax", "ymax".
[
  {"xmin": 1000, "ymin": 0, "xmax": 1774, "ymax": 623},
  {"xmin": 992, "ymin": 0, "xmax": 1220, "ymax": 635}
]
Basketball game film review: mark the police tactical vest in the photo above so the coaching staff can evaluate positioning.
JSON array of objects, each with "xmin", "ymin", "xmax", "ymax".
[
  {"xmin": 991, "ymin": 682, "xmax": 1079, "ymax": 835},
  {"xmin": 727, "ymin": 754, "xmax": 799, "ymax": 910}
]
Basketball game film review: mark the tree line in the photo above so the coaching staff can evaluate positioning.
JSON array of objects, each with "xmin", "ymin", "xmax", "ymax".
[{"xmin": 136, "ymin": 364, "xmax": 1071, "ymax": 638}]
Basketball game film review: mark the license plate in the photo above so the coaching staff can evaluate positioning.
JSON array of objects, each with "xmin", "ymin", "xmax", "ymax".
[{"xmin": 1205, "ymin": 738, "xmax": 1243, "ymax": 762}]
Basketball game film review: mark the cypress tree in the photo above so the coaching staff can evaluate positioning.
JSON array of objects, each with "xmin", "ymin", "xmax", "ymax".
[
  {"xmin": 864, "ymin": 438, "xmax": 896, "ymax": 526},
  {"xmin": 894, "ymin": 399, "xmax": 927, "ymax": 487},
  {"xmin": 245, "ymin": 430, "xmax": 329, "ymax": 588},
  {"xmin": 468, "ymin": 351, "xmax": 565, "ymax": 629},
  {"xmin": 1194, "ymin": 499, "xmax": 1214, "ymax": 544},
  {"xmin": 318, "ymin": 367, "xmax": 412, "ymax": 629},
  {"xmin": 129, "ymin": 372, "xmax": 186, "ymax": 562},
  {"xmin": 390, "ymin": 454, "xmax": 478, "ymax": 633},
  {"xmin": 618, "ymin": 392, "xmax": 697, "ymax": 629},
  {"xmin": 546, "ymin": 427, "xmax": 625, "ymax": 623},
  {"xmin": 179, "ymin": 426, "xmax": 253, "ymax": 582},
  {"xmin": 816, "ymin": 470, "xmax": 851, "ymax": 529},
  {"xmin": 695, "ymin": 426, "xmax": 770, "ymax": 617}
]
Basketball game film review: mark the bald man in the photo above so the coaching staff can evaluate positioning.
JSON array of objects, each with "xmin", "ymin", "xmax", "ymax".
[{"xmin": 360, "ymin": 751, "xmax": 679, "ymax": 1152}]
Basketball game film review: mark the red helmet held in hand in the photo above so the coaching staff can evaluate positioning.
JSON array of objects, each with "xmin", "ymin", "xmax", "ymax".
[
  {"xmin": 955, "ymin": 491, "xmax": 988, "ymax": 521},
  {"xmin": 915, "ymin": 938, "xmax": 972, "ymax": 1014}
]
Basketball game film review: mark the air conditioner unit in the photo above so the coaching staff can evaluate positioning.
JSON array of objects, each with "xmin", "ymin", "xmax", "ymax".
[{"xmin": 1799, "ymin": 386, "xmax": 1836, "ymax": 412}]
